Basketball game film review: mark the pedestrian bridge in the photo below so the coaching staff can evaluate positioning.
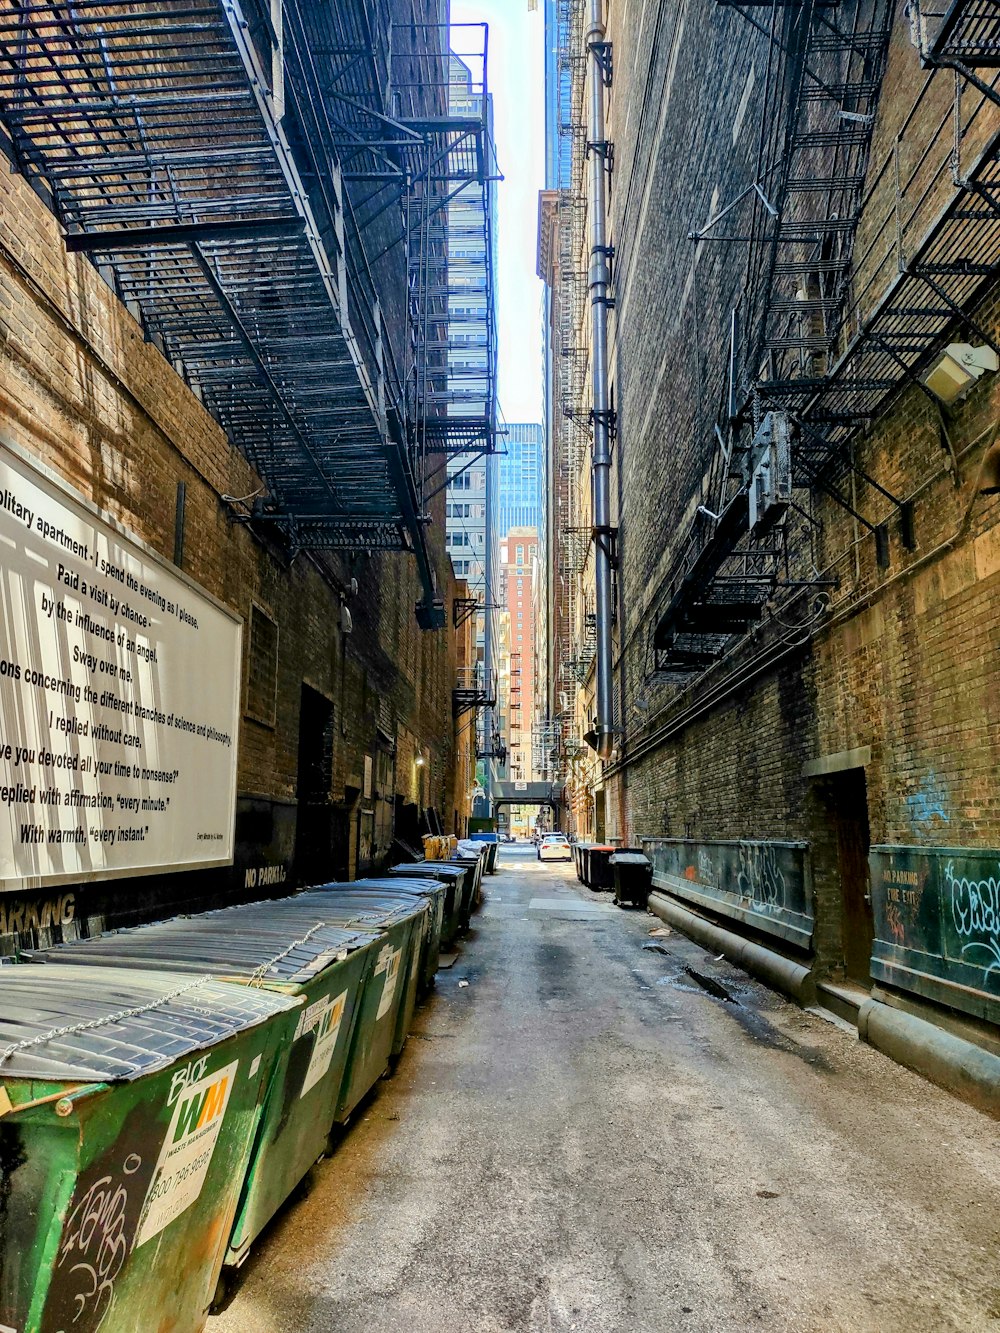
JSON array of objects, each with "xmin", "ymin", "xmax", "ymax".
[{"xmin": 491, "ymin": 782, "xmax": 561, "ymax": 807}]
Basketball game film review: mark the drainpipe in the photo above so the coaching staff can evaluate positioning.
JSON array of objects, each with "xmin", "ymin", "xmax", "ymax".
[{"xmin": 587, "ymin": 0, "xmax": 615, "ymax": 759}]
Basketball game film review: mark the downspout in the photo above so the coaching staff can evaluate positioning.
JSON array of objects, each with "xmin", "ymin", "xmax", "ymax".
[{"xmin": 587, "ymin": 0, "xmax": 615, "ymax": 759}]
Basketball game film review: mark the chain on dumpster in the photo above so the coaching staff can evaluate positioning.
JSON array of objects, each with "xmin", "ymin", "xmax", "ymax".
[
  {"xmin": 247, "ymin": 922, "xmax": 329, "ymax": 987},
  {"xmin": 0, "ymin": 974, "xmax": 217, "ymax": 1068}
]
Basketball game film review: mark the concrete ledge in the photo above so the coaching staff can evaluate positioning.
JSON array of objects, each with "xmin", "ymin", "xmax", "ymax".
[
  {"xmin": 647, "ymin": 891, "xmax": 816, "ymax": 1006},
  {"xmin": 858, "ymin": 998, "xmax": 1000, "ymax": 1118}
]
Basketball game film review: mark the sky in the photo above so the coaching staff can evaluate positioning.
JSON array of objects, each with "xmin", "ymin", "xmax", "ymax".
[{"xmin": 451, "ymin": 0, "xmax": 546, "ymax": 427}]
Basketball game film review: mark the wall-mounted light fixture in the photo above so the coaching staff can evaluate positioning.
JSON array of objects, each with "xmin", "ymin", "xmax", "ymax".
[
  {"xmin": 415, "ymin": 755, "xmax": 425, "ymax": 767},
  {"xmin": 923, "ymin": 343, "xmax": 999, "ymax": 404}
]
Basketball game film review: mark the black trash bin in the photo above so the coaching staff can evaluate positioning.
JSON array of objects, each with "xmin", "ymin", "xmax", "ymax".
[
  {"xmin": 587, "ymin": 845, "xmax": 617, "ymax": 892},
  {"xmin": 610, "ymin": 851, "xmax": 653, "ymax": 907}
]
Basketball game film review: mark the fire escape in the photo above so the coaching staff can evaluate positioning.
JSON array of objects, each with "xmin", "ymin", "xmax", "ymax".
[
  {"xmin": 0, "ymin": 1, "xmax": 498, "ymax": 630},
  {"xmin": 452, "ymin": 665, "xmax": 497, "ymax": 718},
  {"xmin": 650, "ymin": 0, "xmax": 1000, "ymax": 672}
]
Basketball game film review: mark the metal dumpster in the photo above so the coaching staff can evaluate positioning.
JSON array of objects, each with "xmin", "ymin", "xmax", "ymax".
[
  {"xmin": 23, "ymin": 913, "xmax": 382, "ymax": 1271},
  {"xmin": 380, "ymin": 862, "xmax": 466, "ymax": 947},
  {"xmin": 0, "ymin": 962, "xmax": 298, "ymax": 1333},
  {"xmin": 446, "ymin": 858, "xmax": 480, "ymax": 927},
  {"xmin": 237, "ymin": 891, "xmax": 426, "ymax": 1109},
  {"xmin": 611, "ymin": 851, "xmax": 653, "ymax": 908},
  {"xmin": 348, "ymin": 877, "xmax": 446, "ymax": 992},
  {"xmin": 468, "ymin": 831, "xmax": 499, "ymax": 873}
]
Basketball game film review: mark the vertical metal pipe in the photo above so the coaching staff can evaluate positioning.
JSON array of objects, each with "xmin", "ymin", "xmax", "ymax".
[{"xmin": 587, "ymin": 0, "xmax": 615, "ymax": 759}]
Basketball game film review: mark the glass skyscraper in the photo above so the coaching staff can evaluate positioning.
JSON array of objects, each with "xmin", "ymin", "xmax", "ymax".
[{"xmin": 498, "ymin": 422, "xmax": 544, "ymax": 536}]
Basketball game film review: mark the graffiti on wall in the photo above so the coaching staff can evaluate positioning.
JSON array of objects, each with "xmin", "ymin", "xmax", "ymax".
[
  {"xmin": 642, "ymin": 837, "xmax": 812, "ymax": 947},
  {"xmin": 945, "ymin": 859, "xmax": 1000, "ymax": 980},
  {"xmin": 736, "ymin": 841, "xmax": 787, "ymax": 915},
  {"xmin": 870, "ymin": 845, "xmax": 1000, "ymax": 1022},
  {"xmin": 905, "ymin": 771, "xmax": 950, "ymax": 834}
]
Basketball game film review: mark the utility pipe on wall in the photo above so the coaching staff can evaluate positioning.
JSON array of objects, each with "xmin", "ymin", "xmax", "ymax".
[{"xmin": 587, "ymin": 0, "xmax": 615, "ymax": 759}]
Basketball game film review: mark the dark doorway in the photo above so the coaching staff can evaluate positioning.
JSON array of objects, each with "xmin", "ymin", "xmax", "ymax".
[
  {"xmin": 294, "ymin": 684, "xmax": 335, "ymax": 885},
  {"xmin": 829, "ymin": 767, "xmax": 874, "ymax": 984}
]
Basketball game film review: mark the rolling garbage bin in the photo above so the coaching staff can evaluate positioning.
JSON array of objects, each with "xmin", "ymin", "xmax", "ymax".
[
  {"xmin": 380, "ymin": 862, "xmax": 466, "ymax": 948},
  {"xmin": 23, "ymin": 913, "xmax": 383, "ymax": 1272},
  {"xmin": 611, "ymin": 851, "xmax": 653, "ymax": 908},
  {"xmin": 587, "ymin": 845, "xmax": 617, "ymax": 891},
  {"xmin": 0, "ymin": 962, "xmax": 298, "ymax": 1333},
  {"xmin": 578, "ymin": 842, "xmax": 594, "ymax": 886}
]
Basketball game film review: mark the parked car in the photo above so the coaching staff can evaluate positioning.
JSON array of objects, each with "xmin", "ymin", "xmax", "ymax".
[{"xmin": 537, "ymin": 833, "xmax": 572, "ymax": 862}]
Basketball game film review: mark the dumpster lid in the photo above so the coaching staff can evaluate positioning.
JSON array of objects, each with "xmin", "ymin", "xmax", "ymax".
[
  {"xmin": 382, "ymin": 862, "xmax": 464, "ymax": 878},
  {"xmin": 0, "ymin": 962, "xmax": 298, "ymax": 1083},
  {"xmin": 24, "ymin": 914, "xmax": 378, "ymax": 986},
  {"xmin": 351, "ymin": 877, "xmax": 445, "ymax": 895},
  {"xmin": 239, "ymin": 890, "xmax": 427, "ymax": 929},
  {"xmin": 609, "ymin": 852, "xmax": 651, "ymax": 865}
]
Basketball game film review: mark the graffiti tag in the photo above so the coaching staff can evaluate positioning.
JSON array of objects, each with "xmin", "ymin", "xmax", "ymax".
[
  {"xmin": 737, "ymin": 841, "xmax": 786, "ymax": 914},
  {"xmin": 54, "ymin": 1153, "xmax": 141, "ymax": 1329},
  {"xmin": 946, "ymin": 859, "xmax": 1000, "ymax": 979}
]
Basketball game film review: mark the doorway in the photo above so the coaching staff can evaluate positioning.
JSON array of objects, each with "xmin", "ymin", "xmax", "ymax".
[{"xmin": 828, "ymin": 767, "xmax": 874, "ymax": 984}]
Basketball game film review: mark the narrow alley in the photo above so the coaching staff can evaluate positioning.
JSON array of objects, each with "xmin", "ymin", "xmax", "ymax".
[{"xmin": 212, "ymin": 847, "xmax": 1000, "ymax": 1333}]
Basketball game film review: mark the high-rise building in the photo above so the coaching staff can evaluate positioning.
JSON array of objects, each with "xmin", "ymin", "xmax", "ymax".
[
  {"xmin": 498, "ymin": 423, "xmax": 544, "ymax": 535},
  {"xmin": 445, "ymin": 52, "xmax": 501, "ymax": 790},
  {"xmin": 500, "ymin": 526, "xmax": 541, "ymax": 781}
]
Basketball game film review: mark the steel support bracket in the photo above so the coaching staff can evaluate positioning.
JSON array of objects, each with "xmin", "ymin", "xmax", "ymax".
[
  {"xmin": 590, "ymin": 407, "xmax": 617, "ymax": 443},
  {"xmin": 589, "ymin": 39, "xmax": 613, "ymax": 87},
  {"xmin": 594, "ymin": 525, "xmax": 619, "ymax": 570}
]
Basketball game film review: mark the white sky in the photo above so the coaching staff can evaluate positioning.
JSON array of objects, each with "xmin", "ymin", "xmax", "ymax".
[{"xmin": 451, "ymin": 0, "xmax": 546, "ymax": 427}]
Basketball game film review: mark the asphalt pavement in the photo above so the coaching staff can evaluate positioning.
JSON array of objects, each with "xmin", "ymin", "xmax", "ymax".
[{"xmin": 211, "ymin": 844, "xmax": 1000, "ymax": 1333}]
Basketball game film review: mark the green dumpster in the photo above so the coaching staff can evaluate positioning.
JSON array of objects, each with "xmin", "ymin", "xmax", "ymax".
[
  {"xmin": 0, "ymin": 962, "xmax": 298, "ymax": 1333},
  {"xmin": 350, "ymin": 877, "xmax": 446, "ymax": 992},
  {"xmin": 292, "ymin": 890, "xmax": 428, "ymax": 1061},
  {"xmin": 213, "ymin": 892, "xmax": 426, "ymax": 1120},
  {"xmin": 380, "ymin": 862, "xmax": 467, "ymax": 946},
  {"xmin": 24, "ymin": 913, "xmax": 382, "ymax": 1271}
]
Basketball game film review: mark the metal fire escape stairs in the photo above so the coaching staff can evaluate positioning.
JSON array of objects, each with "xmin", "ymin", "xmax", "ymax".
[
  {"xmin": 655, "ymin": 0, "xmax": 1000, "ymax": 673},
  {"xmin": 654, "ymin": 0, "xmax": 895, "ymax": 671},
  {"xmin": 0, "ymin": 1, "xmax": 498, "ymax": 631}
]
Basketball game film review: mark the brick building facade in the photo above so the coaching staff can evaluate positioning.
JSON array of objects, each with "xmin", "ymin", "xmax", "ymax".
[
  {"xmin": 0, "ymin": 5, "xmax": 476, "ymax": 949},
  {"xmin": 544, "ymin": 0, "xmax": 1000, "ymax": 1087}
]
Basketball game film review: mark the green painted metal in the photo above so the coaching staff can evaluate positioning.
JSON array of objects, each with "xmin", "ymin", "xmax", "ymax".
[
  {"xmin": 870, "ymin": 844, "xmax": 1000, "ymax": 1025},
  {"xmin": 352, "ymin": 878, "xmax": 447, "ymax": 992},
  {"xmin": 225, "ymin": 939, "xmax": 375, "ymax": 1266},
  {"xmin": 224, "ymin": 893, "xmax": 426, "ymax": 1115},
  {"xmin": 379, "ymin": 863, "xmax": 467, "ymax": 947},
  {"xmin": 21, "ymin": 916, "xmax": 385, "ymax": 1272},
  {"xmin": 0, "ymin": 965, "xmax": 297, "ymax": 1333},
  {"xmin": 292, "ymin": 891, "xmax": 427, "ymax": 1068}
]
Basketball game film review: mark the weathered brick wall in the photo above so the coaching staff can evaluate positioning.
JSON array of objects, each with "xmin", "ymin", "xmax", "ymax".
[
  {"xmin": 593, "ymin": 0, "xmax": 1000, "ymax": 1010},
  {"xmin": 0, "ymin": 116, "xmax": 465, "ymax": 943}
]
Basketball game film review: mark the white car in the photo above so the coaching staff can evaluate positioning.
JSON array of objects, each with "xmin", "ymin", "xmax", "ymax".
[{"xmin": 538, "ymin": 833, "xmax": 572, "ymax": 862}]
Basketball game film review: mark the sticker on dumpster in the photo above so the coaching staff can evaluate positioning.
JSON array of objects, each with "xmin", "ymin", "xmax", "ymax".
[
  {"xmin": 374, "ymin": 945, "xmax": 402, "ymax": 1020},
  {"xmin": 134, "ymin": 1059, "xmax": 238, "ymax": 1247},
  {"xmin": 296, "ymin": 989, "xmax": 348, "ymax": 1098}
]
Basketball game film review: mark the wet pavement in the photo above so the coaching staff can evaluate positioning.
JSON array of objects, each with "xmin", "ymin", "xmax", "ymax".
[{"xmin": 211, "ymin": 846, "xmax": 1000, "ymax": 1333}]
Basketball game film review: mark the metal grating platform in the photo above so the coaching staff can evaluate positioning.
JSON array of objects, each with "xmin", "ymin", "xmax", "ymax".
[{"xmin": 0, "ymin": 0, "xmax": 499, "ymax": 619}]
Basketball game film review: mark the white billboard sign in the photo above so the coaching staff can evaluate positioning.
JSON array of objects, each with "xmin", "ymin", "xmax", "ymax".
[{"xmin": 0, "ymin": 443, "xmax": 242, "ymax": 891}]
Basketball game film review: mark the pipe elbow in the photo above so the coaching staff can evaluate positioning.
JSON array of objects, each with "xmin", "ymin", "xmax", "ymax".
[{"xmin": 596, "ymin": 728, "xmax": 615, "ymax": 760}]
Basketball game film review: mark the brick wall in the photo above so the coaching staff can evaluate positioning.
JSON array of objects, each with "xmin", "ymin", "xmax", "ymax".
[
  {"xmin": 0, "ymin": 114, "xmax": 467, "ymax": 946},
  {"xmin": 579, "ymin": 0, "xmax": 1000, "ymax": 1021}
]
